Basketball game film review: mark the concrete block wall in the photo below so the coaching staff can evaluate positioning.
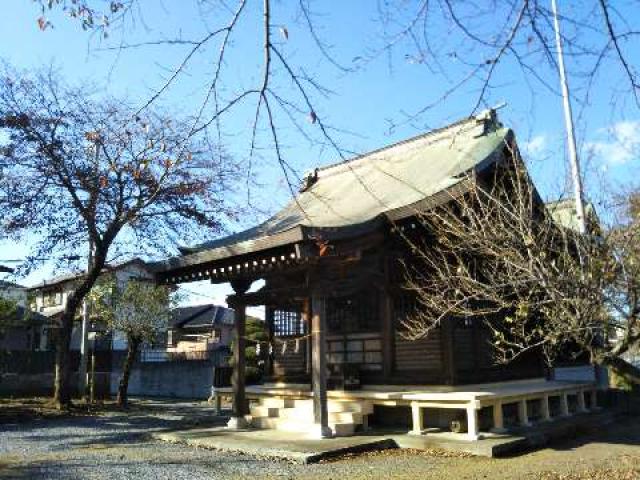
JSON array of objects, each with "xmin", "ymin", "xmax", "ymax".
[{"xmin": 110, "ymin": 360, "xmax": 215, "ymax": 399}]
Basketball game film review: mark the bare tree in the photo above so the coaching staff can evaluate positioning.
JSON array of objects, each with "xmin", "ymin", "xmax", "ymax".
[
  {"xmin": 31, "ymin": 0, "xmax": 355, "ymax": 200},
  {"xmin": 374, "ymin": 0, "xmax": 640, "ymax": 127},
  {"xmin": 27, "ymin": 2, "xmax": 640, "ymax": 215},
  {"xmin": 0, "ymin": 66, "xmax": 240, "ymax": 408},
  {"xmin": 401, "ymin": 141, "xmax": 640, "ymax": 384}
]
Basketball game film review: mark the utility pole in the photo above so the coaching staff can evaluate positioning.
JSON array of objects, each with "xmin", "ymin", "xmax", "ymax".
[
  {"xmin": 551, "ymin": 0, "xmax": 587, "ymax": 234},
  {"xmin": 78, "ymin": 240, "xmax": 93, "ymax": 399}
]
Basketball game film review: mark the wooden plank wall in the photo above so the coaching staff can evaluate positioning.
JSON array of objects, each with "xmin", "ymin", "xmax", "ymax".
[
  {"xmin": 453, "ymin": 327, "xmax": 475, "ymax": 371},
  {"xmin": 394, "ymin": 330, "xmax": 442, "ymax": 371}
]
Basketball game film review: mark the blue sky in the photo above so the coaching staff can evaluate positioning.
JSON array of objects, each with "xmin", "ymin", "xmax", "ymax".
[{"xmin": 1, "ymin": 1, "xmax": 638, "ymax": 310}]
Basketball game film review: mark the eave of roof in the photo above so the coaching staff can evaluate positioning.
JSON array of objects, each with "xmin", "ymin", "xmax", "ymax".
[{"xmin": 26, "ymin": 258, "xmax": 156, "ymax": 291}]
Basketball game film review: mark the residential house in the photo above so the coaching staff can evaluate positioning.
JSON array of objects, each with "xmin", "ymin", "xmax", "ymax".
[
  {"xmin": 27, "ymin": 258, "xmax": 157, "ymax": 351},
  {"xmin": 167, "ymin": 304, "xmax": 235, "ymax": 356}
]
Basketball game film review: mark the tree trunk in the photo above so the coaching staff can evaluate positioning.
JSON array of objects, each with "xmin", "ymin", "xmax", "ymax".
[
  {"xmin": 52, "ymin": 249, "xmax": 107, "ymax": 410},
  {"xmin": 600, "ymin": 355, "xmax": 640, "ymax": 385},
  {"xmin": 117, "ymin": 336, "xmax": 140, "ymax": 408},
  {"xmin": 53, "ymin": 325, "xmax": 72, "ymax": 408}
]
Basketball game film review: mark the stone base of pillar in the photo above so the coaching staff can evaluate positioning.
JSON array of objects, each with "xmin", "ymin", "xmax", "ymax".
[
  {"xmin": 227, "ymin": 416, "xmax": 250, "ymax": 430},
  {"xmin": 309, "ymin": 424, "xmax": 333, "ymax": 439}
]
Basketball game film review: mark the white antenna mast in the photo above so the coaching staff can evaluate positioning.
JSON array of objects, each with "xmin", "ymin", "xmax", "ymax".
[{"xmin": 551, "ymin": 0, "xmax": 587, "ymax": 233}]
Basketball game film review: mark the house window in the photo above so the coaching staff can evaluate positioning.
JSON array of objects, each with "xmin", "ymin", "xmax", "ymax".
[{"xmin": 42, "ymin": 287, "xmax": 63, "ymax": 307}]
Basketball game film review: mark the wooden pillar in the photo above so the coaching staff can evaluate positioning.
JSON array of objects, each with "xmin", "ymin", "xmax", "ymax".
[
  {"xmin": 518, "ymin": 399, "xmax": 531, "ymax": 426},
  {"xmin": 560, "ymin": 393, "xmax": 570, "ymax": 416},
  {"xmin": 227, "ymin": 280, "xmax": 251, "ymax": 430},
  {"xmin": 589, "ymin": 389, "xmax": 599, "ymax": 410},
  {"xmin": 410, "ymin": 402, "xmax": 424, "ymax": 435},
  {"xmin": 466, "ymin": 405, "xmax": 479, "ymax": 440},
  {"xmin": 311, "ymin": 292, "xmax": 331, "ymax": 438},
  {"xmin": 264, "ymin": 306, "xmax": 274, "ymax": 379},
  {"xmin": 491, "ymin": 402, "xmax": 506, "ymax": 433},
  {"xmin": 540, "ymin": 394, "xmax": 552, "ymax": 422},
  {"xmin": 303, "ymin": 298, "xmax": 312, "ymax": 376}
]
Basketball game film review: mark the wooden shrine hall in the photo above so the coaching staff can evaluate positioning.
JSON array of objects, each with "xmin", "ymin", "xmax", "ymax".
[{"xmin": 153, "ymin": 110, "xmax": 598, "ymax": 440}]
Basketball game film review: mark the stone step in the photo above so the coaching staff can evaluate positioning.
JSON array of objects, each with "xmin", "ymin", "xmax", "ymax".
[
  {"xmin": 250, "ymin": 406, "xmax": 280, "ymax": 418},
  {"xmin": 260, "ymin": 398, "xmax": 295, "ymax": 408},
  {"xmin": 290, "ymin": 399, "xmax": 373, "ymax": 414},
  {"xmin": 275, "ymin": 408, "xmax": 315, "ymax": 423},
  {"xmin": 332, "ymin": 422, "xmax": 356, "ymax": 437},
  {"xmin": 251, "ymin": 416, "xmax": 356, "ymax": 437},
  {"xmin": 329, "ymin": 411, "xmax": 363, "ymax": 424},
  {"xmin": 276, "ymin": 408, "xmax": 363, "ymax": 425},
  {"xmin": 252, "ymin": 417, "xmax": 280, "ymax": 429}
]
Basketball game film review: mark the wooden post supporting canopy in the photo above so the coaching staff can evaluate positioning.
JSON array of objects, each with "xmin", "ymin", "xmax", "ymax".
[
  {"xmin": 227, "ymin": 279, "xmax": 252, "ymax": 430},
  {"xmin": 310, "ymin": 292, "xmax": 332, "ymax": 438}
]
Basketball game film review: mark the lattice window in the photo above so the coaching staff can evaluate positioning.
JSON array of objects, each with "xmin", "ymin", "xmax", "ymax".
[
  {"xmin": 327, "ymin": 336, "xmax": 383, "ymax": 370},
  {"xmin": 327, "ymin": 291, "xmax": 380, "ymax": 334},
  {"xmin": 273, "ymin": 309, "xmax": 305, "ymax": 337}
]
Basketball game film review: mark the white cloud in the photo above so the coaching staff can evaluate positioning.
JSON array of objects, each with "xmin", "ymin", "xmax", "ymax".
[
  {"xmin": 585, "ymin": 120, "xmax": 640, "ymax": 165},
  {"xmin": 523, "ymin": 134, "xmax": 547, "ymax": 158}
]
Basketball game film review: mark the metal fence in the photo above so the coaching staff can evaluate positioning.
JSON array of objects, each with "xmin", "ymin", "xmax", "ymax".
[{"xmin": 139, "ymin": 348, "xmax": 230, "ymax": 366}]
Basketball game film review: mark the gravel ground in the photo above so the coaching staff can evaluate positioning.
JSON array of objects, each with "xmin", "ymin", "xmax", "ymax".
[{"xmin": 0, "ymin": 400, "xmax": 639, "ymax": 479}]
